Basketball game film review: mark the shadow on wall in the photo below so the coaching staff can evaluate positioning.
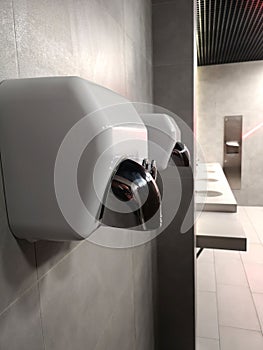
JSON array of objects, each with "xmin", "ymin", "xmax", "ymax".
[{"xmin": 0, "ymin": 168, "xmax": 77, "ymax": 289}]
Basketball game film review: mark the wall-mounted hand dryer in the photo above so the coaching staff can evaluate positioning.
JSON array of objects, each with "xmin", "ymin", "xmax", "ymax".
[
  {"xmin": 0, "ymin": 77, "xmax": 162, "ymax": 241},
  {"xmin": 140, "ymin": 113, "xmax": 190, "ymax": 168}
]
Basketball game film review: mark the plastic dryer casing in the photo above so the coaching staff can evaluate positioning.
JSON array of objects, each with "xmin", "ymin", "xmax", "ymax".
[{"xmin": 0, "ymin": 77, "xmax": 161, "ymax": 241}]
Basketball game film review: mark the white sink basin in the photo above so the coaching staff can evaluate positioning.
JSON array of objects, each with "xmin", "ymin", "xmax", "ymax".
[
  {"xmin": 196, "ymin": 190, "xmax": 223, "ymax": 197},
  {"xmin": 195, "ymin": 163, "xmax": 237, "ymax": 212},
  {"xmin": 197, "ymin": 178, "xmax": 219, "ymax": 182}
]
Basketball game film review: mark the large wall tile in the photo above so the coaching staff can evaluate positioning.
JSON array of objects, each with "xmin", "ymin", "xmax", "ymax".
[
  {"xmin": 0, "ymin": 286, "xmax": 44, "ymax": 350},
  {"xmin": 0, "ymin": 173, "xmax": 37, "ymax": 314},
  {"xmin": 0, "ymin": 0, "xmax": 18, "ymax": 80},
  {"xmin": 154, "ymin": 63, "xmax": 193, "ymax": 127},
  {"xmin": 125, "ymin": 36, "xmax": 153, "ymax": 102},
  {"xmin": 152, "ymin": 1, "xmax": 193, "ymax": 66},
  {"xmin": 39, "ymin": 242, "xmax": 133, "ymax": 350},
  {"xmin": 70, "ymin": 0, "xmax": 126, "ymax": 96},
  {"xmin": 13, "ymin": 0, "xmax": 78, "ymax": 77},
  {"xmin": 124, "ymin": 0, "xmax": 152, "ymax": 61},
  {"xmin": 94, "ymin": 288, "xmax": 135, "ymax": 350},
  {"xmin": 35, "ymin": 240, "xmax": 82, "ymax": 278},
  {"xmin": 132, "ymin": 243, "xmax": 155, "ymax": 350},
  {"xmin": 99, "ymin": 0, "xmax": 124, "ymax": 28}
]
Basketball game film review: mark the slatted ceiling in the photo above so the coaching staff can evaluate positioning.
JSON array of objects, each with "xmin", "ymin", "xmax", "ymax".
[{"xmin": 196, "ymin": 0, "xmax": 263, "ymax": 66}]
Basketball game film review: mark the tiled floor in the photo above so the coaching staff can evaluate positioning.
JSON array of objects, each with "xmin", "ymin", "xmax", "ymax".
[{"xmin": 196, "ymin": 206, "xmax": 263, "ymax": 350}]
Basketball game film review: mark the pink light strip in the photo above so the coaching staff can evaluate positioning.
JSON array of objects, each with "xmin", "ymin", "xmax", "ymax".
[{"xmin": 242, "ymin": 121, "xmax": 263, "ymax": 140}]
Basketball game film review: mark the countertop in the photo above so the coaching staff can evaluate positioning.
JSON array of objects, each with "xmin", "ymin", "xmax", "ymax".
[
  {"xmin": 195, "ymin": 162, "xmax": 237, "ymax": 212},
  {"xmin": 195, "ymin": 163, "xmax": 246, "ymax": 252},
  {"xmin": 196, "ymin": 210, "xmax": 246, "ymax": 251}
]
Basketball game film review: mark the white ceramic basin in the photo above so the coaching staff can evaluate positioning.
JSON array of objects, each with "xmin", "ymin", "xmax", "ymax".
[
  {"xmin": 196, "ymin": 190, "xmax": 223, "ymax": 197},
  {"xmin": 197, "ymin": 178, "xmax": 219, "ymax": 182}
]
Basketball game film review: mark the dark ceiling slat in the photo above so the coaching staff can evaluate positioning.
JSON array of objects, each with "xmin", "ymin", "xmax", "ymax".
[
  {"xmin": 239, "ymin": 1, "xmax": 263, "ymax": 60},
  {"xmin": 220, "ymin": 0, "xmax": 234, "ymax": 63},
  {"xmin": 224, "ymin": 0, "xmax": 244, "ymax": 62},
  {"xmin": 211, "ymin": 0, "xmax": 217, "ymax": 63},
  {"xmin": 204, "ymin": 0, "xmax": 207, "ymax": 64},
  {"xmin": 214, "ymin": 0, "xmax": 223, "ymax": 62},
  {"xmin": 233, "ymin": 0, "xmax": 256, "ymax": 60},
  {"xmin": 196, "ymin": 0, "xmax": 263, "ymax": 66},
  {"xmin": 208, "ymin": 0, "xmax": 212, "ymax": 63},
  {"xmin": 197, "ymin": 0, "xmax": 203, "ymax": 65},
  {"xmin": 228, "ymin": 0, "xmax": 250, "ymax": 62},
  {"xmin": 223, "ymin": 0, "xmax": 239, "ymax": 62},
  {"xmin": 217, "ymin": 0, "xmax": 229, "ymax": 63},
  {"xmin": 248, "ymin": 28, "xmax": 263, "ymax": 59}
]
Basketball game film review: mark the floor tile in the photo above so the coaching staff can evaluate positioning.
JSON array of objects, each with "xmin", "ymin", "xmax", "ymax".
[
  {"xmin": 197, "ymin": 261, "xmax": 216, "ymax": 292},
  {"xmin": 238, "ymin": 207, "xmax": 260, "ymax": 243},
  {"xmin": 217, "ymin": 284, "xmax": 260, "ymax": 331},
  {"xmin": 197, "ymin": 291, "xmax": 219, "ymax": 339},
  {"xmin": 220, "ymin": 326, "xmax": 263, "ymax": 350},
  {"xmin": 243, "ymin": 262, "xmax": 263, "ymax": 293},
  {"xmin": 214, "ymin": 249, "xmax": 240, "ymax": 261},
  {"xmin": 196, "ymin": 337, "xmax": 220, "ymax": 350},
  {"xmin": 253, "ymin": 293, "xmax": 263, "ymax": 332},
  {"xmin": 241, "ymin": 243, "xmax": 263, "ymax": 264},
  {"xmin": 215, "ymin": 256, "xmax": 248, "ymax": 287},
  {"xmin": 244, "ymin": 207, "xmax": 263, "ymax": 243},
  {"xmin": 198, "ymin": 249, "xmax": 214, "ymax": 263}
]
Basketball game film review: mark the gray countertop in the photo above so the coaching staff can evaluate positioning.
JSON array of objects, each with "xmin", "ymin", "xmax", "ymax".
[
  {"xmin": 195, "ymin": 163, "xmax": 237, "ymax": 213},
  {"xmin": 196, "ymin": 210, "xmax": 247, "ymax": 251}
]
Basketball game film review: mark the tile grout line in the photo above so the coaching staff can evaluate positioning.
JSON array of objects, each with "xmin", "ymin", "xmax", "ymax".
[
  {"xmin": 0, "ymin": 281, "xmax": 36, "ymax": 318},
  {"xmin": 242, "ymin": 207, "xmax": 262, "ymax": 243},
  {"xmin": 123, "ymin": 6, "xmax": 129, "ymax": 100},
  {"xmin": 153, "ymin": 60, "xmax": 194, "ymax": 68},
  {"xmin": 93, "ymin": 283, "xmax": 134, "ymax": 350},
  {"xmin": 213, "ymin": 249, "xmax": 222, "ymax": 350},
  {"xmin": 238, "ymin": 237, "xmax": 263, "ymax": 334},
  {"xmin": 0, "ymin": 239, "xmax": 85, "ymax": 319},
  {"xmin": 34, "ymin": 243, "xmax": 46, "ymax": 350},
  {"xmin": 241, "ymin": 207, "xmax": 263, "ymax": 333},
  {"xmin": 217, "ymin": 323, "xmax": 262, "ymax": 333},
  {"xmin": 152, "ymin": 1, "xmax": 179, "ymax": 6},
  {"xmin": 130, "ymin": 248, "xmax": 137, "ymax": 349},
  {"xmin": 99, "ymin": 0, "xmax": 124, "ymax": 32},
  {"xmin": 101, "ymin": 0, "xmax": 153, "ymax": 65},
  {"xmin": 11, "ymin": 0, "xmax": 21, "ymax": 78},
  {"xmin": 219, "ymin": 324, "xmax": 263, "ymax": 333}
]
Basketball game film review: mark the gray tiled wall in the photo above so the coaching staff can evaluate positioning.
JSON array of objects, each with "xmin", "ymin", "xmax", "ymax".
[
  {"xmin": 152, "ymin": 1, "xmax": 195, "ymax": 349},
  {"xmin": 152, "ymin": 0, "xmax": 194, "ymax": 130},
  {"xmin": 196, "ymin": 61, "xmax": 263, "ymax": 205},
  {"xmin": 0, "ymin": 1, "xmax": 154, "ymax": 349}
]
